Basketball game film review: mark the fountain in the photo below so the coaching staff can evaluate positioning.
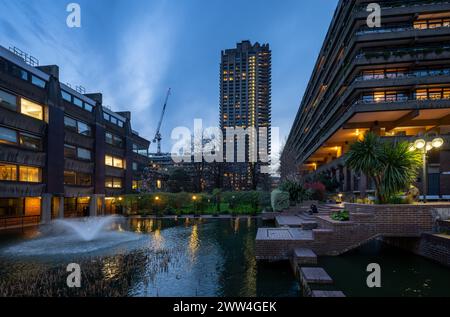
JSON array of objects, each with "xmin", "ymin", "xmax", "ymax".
[
  {"xmin": 0, "ymin": 216, "xmax": 144, "ymax": 257},
  {"xmin": 54, "ymin": 216, "xmax": 118, "ymax": 242}
]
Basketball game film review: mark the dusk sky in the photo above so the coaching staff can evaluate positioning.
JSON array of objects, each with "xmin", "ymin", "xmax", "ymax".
[{"xmin": 0, "ymin": 0, "xmax": 338, "ymax": 153}]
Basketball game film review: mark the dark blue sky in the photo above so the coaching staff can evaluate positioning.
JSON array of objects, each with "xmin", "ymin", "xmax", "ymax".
[{"xmin": 0, "ymin": 0, "xmax": 338, "ymax": 153}]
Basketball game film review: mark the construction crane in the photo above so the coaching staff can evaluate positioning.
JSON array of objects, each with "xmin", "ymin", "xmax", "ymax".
[{"xmin": 153, "ymin": 88, "xmax": 171, "ymax": 155}]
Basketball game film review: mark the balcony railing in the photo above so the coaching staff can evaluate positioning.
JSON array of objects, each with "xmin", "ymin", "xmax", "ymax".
[
  {"xmin": 355, "ymin": 45, "xmax": 450, "ymax": 61},
  {"xmin": 354, "ymin": 0, "xmax": 450, "ymax": 12},
  {"xmin": 356, "ymin": 24, "xmax": 450, "ymax": 36},
  {"xmin": 353, "ymin": 94, "xmax": 450, "ymax": 106},
  {"xmin": 353, "ymin": 68, "xmax": 450, "ymax": 83},
  {"xmin": 0, "ymin": 215, "xmax": 41, "ymax": 230}
]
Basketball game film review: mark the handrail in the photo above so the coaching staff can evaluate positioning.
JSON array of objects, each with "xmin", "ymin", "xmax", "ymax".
[{"xmin": 0, "ymin": 215, "xmax": 41, "ymax": 229}]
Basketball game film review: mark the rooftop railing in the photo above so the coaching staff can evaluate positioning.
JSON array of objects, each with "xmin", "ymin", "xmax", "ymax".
[{"xmin": 8, "ymin": 46, "xmax": 39, "ymax": 67}]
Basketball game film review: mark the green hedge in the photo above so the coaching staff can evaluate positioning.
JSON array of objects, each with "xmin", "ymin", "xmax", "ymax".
[{"xmin": 116, "ymin": 191, "xmax": 271, "ymax": 216}]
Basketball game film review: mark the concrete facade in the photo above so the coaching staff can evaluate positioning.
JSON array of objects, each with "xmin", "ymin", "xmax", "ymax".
[
  {"xmin": 281, "ymin": 0, "xmax": 450, "ymax": 199},
  {"xmin": 0, "ymin": 45, "xmax": 151, "ymax": 228}
]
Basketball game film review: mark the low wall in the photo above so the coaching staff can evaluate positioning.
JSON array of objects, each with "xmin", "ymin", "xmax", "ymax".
[
  {"xmin": 383, "ymin": 234, "xmax": 450, "ymax": 267},
  {"xmin": 346, "ymin": 203, "xmax": 438, "ymax": 237},
  {"xmin": 256, "ymin": 203, "xmax": 449, "ymax": 259}
]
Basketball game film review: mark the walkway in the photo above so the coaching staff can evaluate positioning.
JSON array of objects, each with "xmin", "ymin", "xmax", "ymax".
[{"xmin": 256, "ymin": 203, "xmax": 450, "ymax": 259}]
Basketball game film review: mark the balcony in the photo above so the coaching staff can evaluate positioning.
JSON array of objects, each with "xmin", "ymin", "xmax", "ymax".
[{"xmin": 353, "ymin": 68, "xmax": 450, "ymax": 83}]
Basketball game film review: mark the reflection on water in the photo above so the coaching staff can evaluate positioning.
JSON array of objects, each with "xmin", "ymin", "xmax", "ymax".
[
  {"xmin": 2, "ymin": 218, "xmax": 447, "ymax": 297},
  {"xmin": 0, "ymin": 218, "xmax": 299, "ymax": 297},
  {"xmin": 320, "ymin": 240, "xmax": 450, "ymax": 297}
]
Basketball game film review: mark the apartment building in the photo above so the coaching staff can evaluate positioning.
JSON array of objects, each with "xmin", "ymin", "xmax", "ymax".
[
  {"xmin": 0, "ymin": 46, "xmax": 150, "ymax": 227},
  {"xmin": 220, "ymin": 41, "xmax": 272, "ymax": 190},
  {"xmin": 282, "ymin": 0, "xmax": 450, "ymax": 198}
]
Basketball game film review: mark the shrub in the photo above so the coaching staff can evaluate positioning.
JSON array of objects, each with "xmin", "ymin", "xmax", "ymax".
[
  {"xmin": 331, "ymin": 210, "xmax": 350, "ymax": 222},
  {"xmin": 271, "ymin": 189, "xmax": 290, "ymax": 212},
  {"xmin": 304, "ymin": 182, "xmax": 326, "ymax": 201}
]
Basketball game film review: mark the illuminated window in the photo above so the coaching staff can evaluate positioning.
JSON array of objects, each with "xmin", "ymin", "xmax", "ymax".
[
  {"xmin": 157, "ymin": 180, "xmax": 162, "ymax": 189},
  {"xmin": 24, "ymin": 198, "xmax": 41, "ymax": 216},
  {"xmin": 132, "ymin": 180, "xmax": 140, "ymax": 190},
  {"xmin": 20, "ymin": 98, "xmax": 43, "ymax": 120},
  {"xmin": 415, "ymin": 89, "xmax": 428, "ymax": 100},
  {"xmin": 19, "ymin": 166, "xmax": 41, "ymax": 183},
  {"xmin": 105, "ymin": 177, "xmax": 122, "ymax": 188},
  {"xmin": 105, "ymin": 155, "xmax": 124, "ymax": 169},
  {"xmin": 0, "ymin": 163, "xmax": 17, "ymax": 181},
  {"xmin": 113, "ymin": 157, "xmax": 124, "ymax": 168}
]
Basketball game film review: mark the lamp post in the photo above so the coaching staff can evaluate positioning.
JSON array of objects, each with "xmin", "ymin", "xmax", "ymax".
[{"xmin": 409, "ymin": 137, "xmax": 444, "ymax": 203}]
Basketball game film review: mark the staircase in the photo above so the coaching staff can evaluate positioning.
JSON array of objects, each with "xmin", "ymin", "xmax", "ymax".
[{"xmin": 256, "ymin": 203, "xmax": 445, "ymax": 260}]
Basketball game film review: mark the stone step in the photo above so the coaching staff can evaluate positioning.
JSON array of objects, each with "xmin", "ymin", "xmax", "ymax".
[
  {"xmin": 311, "ymin": 290, "xmax": 346, "ymax": 297},
  {"xmin": 293, "ymin": 248, "xmax": 318, "ymax": 265},
  {"xmin": 299, "ymin": 267, "xmax": 333, "ymax": 285}
]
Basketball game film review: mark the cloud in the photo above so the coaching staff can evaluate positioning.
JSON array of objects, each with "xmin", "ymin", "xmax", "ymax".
[{"xmin": 107, "ymin": 2, "xmax": 178, "ymax": 140}]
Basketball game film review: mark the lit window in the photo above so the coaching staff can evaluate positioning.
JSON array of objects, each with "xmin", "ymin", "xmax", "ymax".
[
  {"xmin": 0, "ymin": 127, "xmax": 17, "ymax": 144},
  {"xmin": 0, "ymin": 89, "xmax": 17, "ymax": 111},
  {"xmin": 106, "ymin": 155, "xmax": 124, "ymax": 169},
  {"xmin": 0, "ymin": 163, "xmax": 17, "ymax": 181},
  {"xmin": 415, "ymin": 89, "xmax": 428, "ymax": 100},
  {"xmin": 105, "ymin": 155, "xmax": 113, "ymax": 166},
  {"xmin": 105, "ymin": 177, "xmax": 122, "ymax": 188},
  {"xmin": 24, "ymin": 198, "xmax": 41, "ymax": 216},
  {"xmin": 20, "ymin": 98, "xmax": 43, "ymax": 120},
  {"xmin": 105, "ymin": 177, "xmax": 113, "ymax": 188},
  {"xmin": 157, "ymin": 180, "xmax": 162, "ymax": 189},
  {"xmin": 113, "ymin": 178, "xmax": 122, "ymax": 188},
  {"xmin": 113, "ymin": 157, "xmax": 124, "ymax": 169},
  {"xmin": 19, "ymin": 166, "xmax": 41, "ymax": 183}
]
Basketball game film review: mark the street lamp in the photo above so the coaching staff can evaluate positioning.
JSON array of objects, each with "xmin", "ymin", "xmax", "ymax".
[{"xmin": 409, "ymin": 137, "xmax": 445, "ymax": 203}]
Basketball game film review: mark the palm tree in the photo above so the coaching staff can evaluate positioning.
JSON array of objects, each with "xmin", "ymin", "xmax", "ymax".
[{"xmin": 345, "ymin": 132, "xmax": 422, "ymax": 204}]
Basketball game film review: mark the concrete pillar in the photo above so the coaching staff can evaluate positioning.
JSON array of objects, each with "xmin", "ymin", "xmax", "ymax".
[
  {"xmin": 89, "ymin": 195, "xmax": 106, "ymax": 217},
  {"xmin": 58, "ymin": 197, "xmax": 64, "ymax": 219},
  {"xmin": 89, "ymin": 195, "xmax": 98, "ymax": 217},
  {"xmin": 360, "ymin": 174, "xmax": 368, "ymax": 197},
  {"xmin": 41, "ymin": 194, "xmax": 52, "ymax": 224}
]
